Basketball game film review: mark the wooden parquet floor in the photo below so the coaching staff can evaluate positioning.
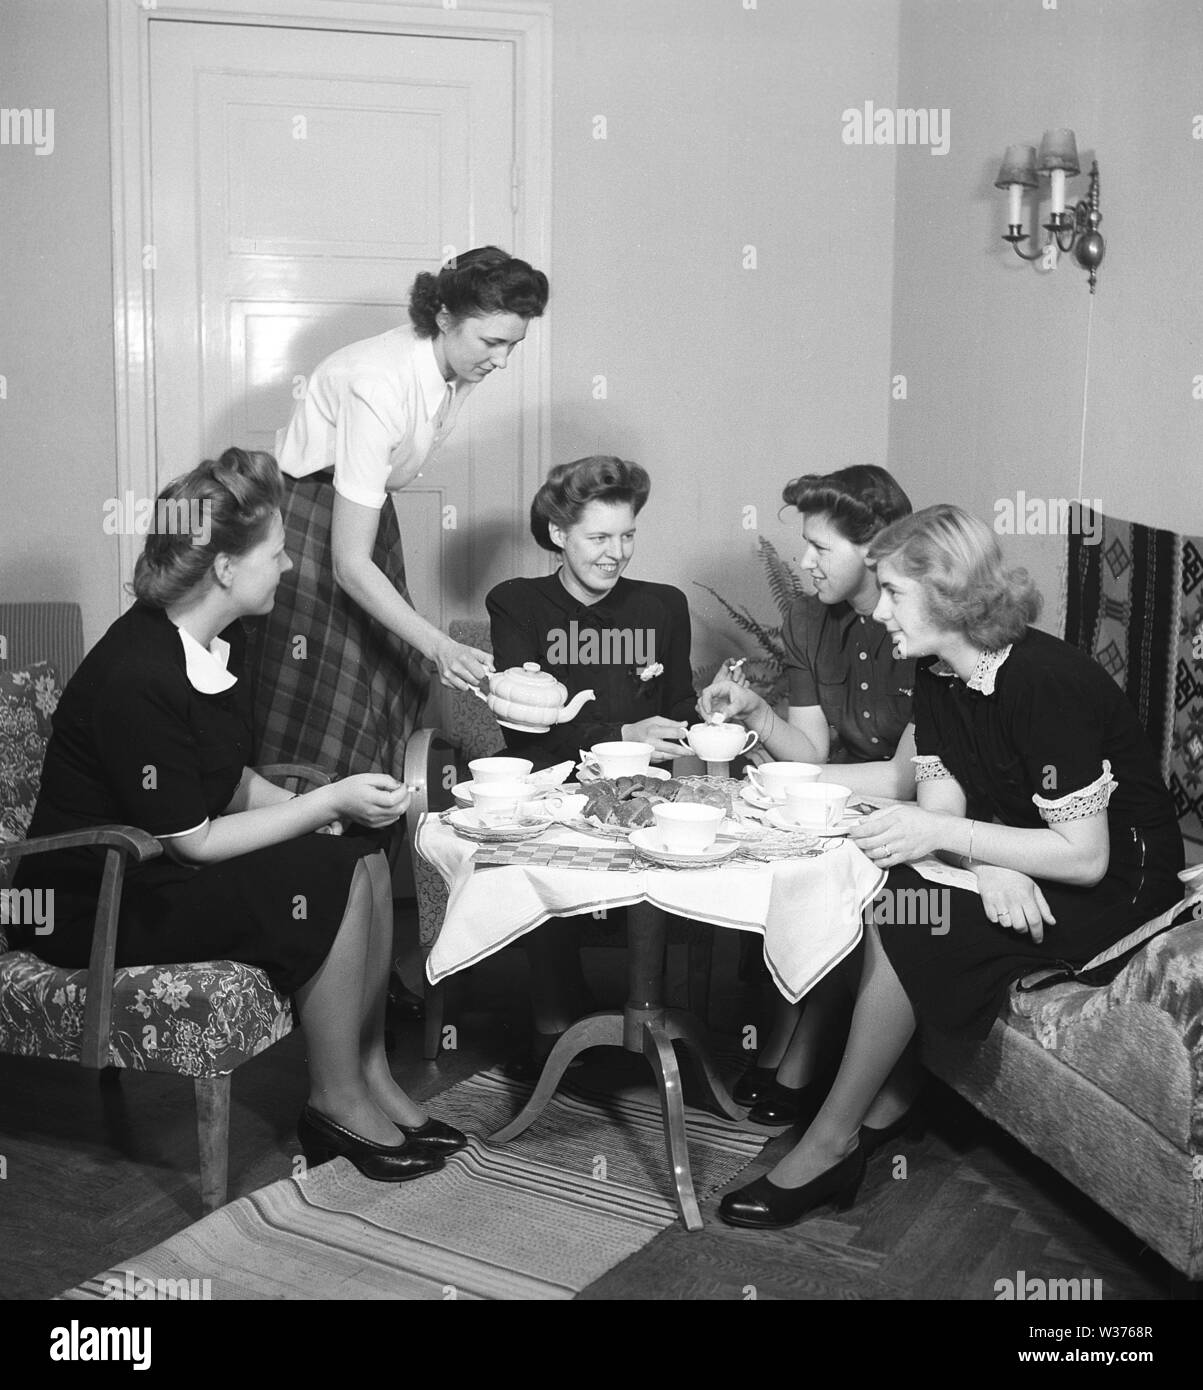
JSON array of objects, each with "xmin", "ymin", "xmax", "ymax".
[{"xmin": 0, "ymin": 914, "xmax": 1182, "ymax": 1301}]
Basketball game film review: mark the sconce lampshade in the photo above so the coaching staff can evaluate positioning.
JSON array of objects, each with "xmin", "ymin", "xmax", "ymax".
[
  {"xmin": 1037, "ymin": 128, "xmax": 1081, "ymax": 176},
  {"xmin": 994, "ymin": 144, "xmax": 1039, "ymax": 189}
]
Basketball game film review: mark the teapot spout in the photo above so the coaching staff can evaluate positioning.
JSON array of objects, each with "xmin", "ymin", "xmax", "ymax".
[{"xmin": 555, "ymin": 689, "xmax": 595, "ymax": 723}]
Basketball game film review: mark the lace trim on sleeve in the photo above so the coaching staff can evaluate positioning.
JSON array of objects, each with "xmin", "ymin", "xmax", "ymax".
[
  {"xmin": 1031, "ymin": 759, "xmax": 1117, "ymax": 824},
  {"xmin": 912, "ymin": 754, "xmax": 954, "ymax": 782}
]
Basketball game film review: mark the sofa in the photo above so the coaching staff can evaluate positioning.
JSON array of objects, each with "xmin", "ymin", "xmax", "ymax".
[{"xmin": 921, "ymin": 885, "xmax": 1203, "ymax": 1284}]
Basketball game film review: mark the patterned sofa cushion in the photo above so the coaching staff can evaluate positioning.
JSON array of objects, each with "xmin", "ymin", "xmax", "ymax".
[
  {"xmin": 1005, "ymin": 913, "xmax": 1203, "ymax": 1149},
  {"xmin": 0, "ymin": 661, "xmax": 62, "ymax": 900},
  {"xmin": 0, "ymin": 952, "xmax": 294, "ymax": 1076}
]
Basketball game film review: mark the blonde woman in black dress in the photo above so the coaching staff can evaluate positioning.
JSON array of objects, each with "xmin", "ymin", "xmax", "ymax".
[
  {"xmin": 720, "ymin": 505, "xmax": 1183, "ymax": 1228},
  {"xmin": 14, "ymin": 451, "xmax": 466, "ymax": 1180}
]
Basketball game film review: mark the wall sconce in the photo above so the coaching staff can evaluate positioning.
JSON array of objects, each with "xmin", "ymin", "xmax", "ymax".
[{"xmin": 994, "ymin": 130, "xmax": 1105, "ymax": 292}]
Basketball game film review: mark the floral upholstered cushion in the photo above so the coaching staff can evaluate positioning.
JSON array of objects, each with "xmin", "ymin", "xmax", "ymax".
[
  {"xmin": 0, "ymin": 953, "xmax": 294, "ymax": 1076},
  {"xmin": 1005, "ymin": 911, "xmax": 1203, "ymax": 1149},
  {"xmin": 0, "ymin": 661, "xmax": 62, "ymax": 894}
]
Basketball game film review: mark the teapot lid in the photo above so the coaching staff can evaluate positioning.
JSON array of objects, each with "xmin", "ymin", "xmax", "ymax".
[{"xmin": 499, "ymin": 662, "xmax": 560, "ymax": 690}]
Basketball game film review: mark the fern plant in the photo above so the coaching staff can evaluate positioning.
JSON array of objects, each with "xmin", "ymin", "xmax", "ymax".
[{"xmin": 693, "ymin": 537, "xmax": 808, "ymax": 705}]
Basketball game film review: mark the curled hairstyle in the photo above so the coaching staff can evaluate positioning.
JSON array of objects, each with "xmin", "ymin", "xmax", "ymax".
[
  {"xmin": 781, "ymin": 465, "xmax": 912, "ymax": 544},
  {"xmin": 530, "ymin": 455, "xmax": 651, "ymax": 553},
  {"xmin": 408, "ymin": 246, "xmax": 549, "ymax": 338},
  {"xmin": 867, "ymin": 503, "xmax": 1043, "ymax": 650},
  {"xmin": 131, "ymin": 448, "xmax": 284, "ymax": 608}
]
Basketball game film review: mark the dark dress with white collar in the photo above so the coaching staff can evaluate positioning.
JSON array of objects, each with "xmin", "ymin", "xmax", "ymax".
[
  {"xmin": 879, "ymin": 627, "xmax": 1183, "ymax": 1038},
  {"xmin": 12, "ymin": 602, "xmax": 383, "ymax": 993}
]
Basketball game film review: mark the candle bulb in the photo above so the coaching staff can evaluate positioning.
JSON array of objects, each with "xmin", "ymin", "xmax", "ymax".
[
  {"xmin": 1037, "ymin": 129, "xmax": 1080, "ymax": 222},
  {"xmin": 994, "ymin": 145, "xmax": 1038, "ymax": 232},
  {"xmin": 1050, "ymin": 168, "xmax": 1066, "ymax": 217}
]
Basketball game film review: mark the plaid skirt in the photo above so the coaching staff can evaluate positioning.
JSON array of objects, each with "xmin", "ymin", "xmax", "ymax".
[{"xmin": 245, "ymin": 471, "xmax": 431, "ymax": 781}]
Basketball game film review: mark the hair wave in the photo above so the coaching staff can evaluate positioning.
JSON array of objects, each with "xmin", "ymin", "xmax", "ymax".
[
  {"xmin": 130, "ymin": 447, "xmax": 283, "ymax": 608},
  {"xmin": 866, "ymin": 503, "xmax": 1042, "ymax": 649},
  {"xmin": 408, "ymin": 246, "xmax": 549, "ymax": 337},
  {"xmin": 530, "ymin": 455, "xmax": 650, "ymax": 552}
]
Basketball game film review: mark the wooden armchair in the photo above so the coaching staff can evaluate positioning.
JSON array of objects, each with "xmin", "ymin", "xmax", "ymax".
[{"xmin": 0, "ymin": 746, "xmax": 330, "ymax": 1212}]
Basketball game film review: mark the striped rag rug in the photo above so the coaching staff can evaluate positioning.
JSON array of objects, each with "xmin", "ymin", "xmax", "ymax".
[{"xmin": 60, "ymin": 1069, "xmax": 766, "ymax": 1301}]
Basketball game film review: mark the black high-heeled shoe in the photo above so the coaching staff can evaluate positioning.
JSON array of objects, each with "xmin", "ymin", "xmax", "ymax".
[
  {"xmin": 298, "ymin": 1106, "xmax": 446, "ymax": 1182},
  {"xmin": 395, "ymin": 1116, "xmax": 468, "ymax": 1154},
  {"xmin": 732, "ymin": 1063, "xmax": 778, "ymax": 1108},
  {"xmin": 859, "ymin": 1106, "xmax": 924, "ymax": 1158},
  {"xmin": 718, "ymin": 1144, "xmax": 866, "ymax": 1229},
  {"xmin": 747, "ymin": 1079, "xmax": 828, "ymax": 1128}
]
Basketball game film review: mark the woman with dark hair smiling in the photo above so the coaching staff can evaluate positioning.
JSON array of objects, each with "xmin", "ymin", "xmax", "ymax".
[
  {"xmin": 487, "ymin": 455, "xmax": 696, "ymax": 770},
  {"xmin": 718, "ymin": 504, "xmax": 1183, "ymax": 1230},
  {"xmin": 249, "ymin": 247, "xmax": 549, "ymax": 784},
  {"xmin": 14, "ymin": 450, "xmax": 465, "ymax": 1181},
  {"xmin": 485, "ymin": 455, "xmax": 697, "ymax": 1068},
  {"xmin": 697, "ymin": 465, "xmax": 918, "ymax": 1123}
]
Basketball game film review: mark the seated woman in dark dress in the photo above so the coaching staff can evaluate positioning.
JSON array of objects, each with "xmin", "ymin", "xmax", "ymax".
[
  {"xmin": 697, "ymin": 466, "xmax": 918, "ymax": 1123},
  {"xmin": 485, "ymin": 455, "xmax": 697, "ymax": 1059},
  {"xmin": 719, "ymin": 503, "xmax": 1184, "ymax": 1229},
  {"xmin": 13, "ymin": 449, "xmax": 465, "ymax": 1181}
]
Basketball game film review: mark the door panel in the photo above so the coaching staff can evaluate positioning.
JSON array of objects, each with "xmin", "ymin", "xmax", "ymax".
[{"xmin": 149, "ymin": 19, "xmax": 527, "ymax": 628}]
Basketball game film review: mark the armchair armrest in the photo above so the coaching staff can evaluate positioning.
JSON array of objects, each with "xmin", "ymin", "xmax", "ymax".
[
  {"xmin": 0, "ymin": 825, "xmax": 162, "ymax": 865},
  {"xmin": 0, "ymin": 826, "xmax": 161, "ymax": 1070},
  {"xmin": 256, "ymin": 763, "xmax": 333, "ymax": 791}
]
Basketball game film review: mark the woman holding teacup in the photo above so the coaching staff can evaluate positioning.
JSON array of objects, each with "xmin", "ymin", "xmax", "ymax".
[
  {"xmin": 698, "ymin": 466, "xmax": 918, "ymax": 1123},
  {"xmin": 718, "ymin": 505, "xmax": 1183, "ymax": 1230},
  {"xmin": 485, "ymin": 455, "xmax": 698, "ymax": 1067},
  {"xmin": 13, "ymin": 450, "xmax": 466, "ymax": 1181}
]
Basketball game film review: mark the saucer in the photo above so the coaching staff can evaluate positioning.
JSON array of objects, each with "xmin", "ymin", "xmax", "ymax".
[
  {"xmin": 447, "ymin": 808, "xmax": 552, "ymax": 843},
  {"xmin": 628, "ymin": 828, "xmax": 741, "ymax": 867},
  {"xmin": 740, "ymin": 784, "xmax": 783, "ymax": 811},
  {"xmin": 452, "ymin": 780, "xmax": 578, "ymax": 808},
  {"xmin": 765, "ymin": 808, "xmax": 861, "ymax": 837},
  {"xmin": 576, "ymin": 763, "xmax": 672, "ymax": 784}
]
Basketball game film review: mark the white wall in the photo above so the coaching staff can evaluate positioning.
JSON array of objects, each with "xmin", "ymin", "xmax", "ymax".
[
  {"xmin": 0, "ymin": 0, "xmax": 118, "ymax": 649},
  {"xmin": 889, "ymin": 0, "xmax": 1203, "ymax": 630},
  {"xmin": 551, "ymin": 0, "xmax": 901, "ymax": 674}
]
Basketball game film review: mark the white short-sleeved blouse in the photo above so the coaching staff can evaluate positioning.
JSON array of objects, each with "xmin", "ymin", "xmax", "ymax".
[{"xmin": 275, "ymin": 325, "xmax": 474, "ymax": 509}]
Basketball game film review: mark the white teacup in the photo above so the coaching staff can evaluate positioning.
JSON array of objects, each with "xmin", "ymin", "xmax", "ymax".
[
  {"xmin": 781, "ymin": 783, "xmax": 852, "ymax": 830},
  {"xmin": 676, "ymin": 722, "xmax": 759, "ymax": 763},
  {"xmin": 583, "ymin": 741, "xmax": 654, "ymax": 778},
  {"xmin": 469, "ymin": 756, "xmax": 533, "ymax": 785},
  {"xmin": 746, "ymin": 761, "xmax": 823, "ymax": 802},
  {"xmin": 652, "ymin": 801, "xmax": 725, "ymax": 853},
  {"xmin": 469, "ymin": 780, "xmax": 537, "ymax": 819}
]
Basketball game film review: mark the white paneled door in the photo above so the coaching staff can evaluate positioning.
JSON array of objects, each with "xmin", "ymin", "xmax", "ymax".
[{"xmin": 148, "ymin": 19, "xmax": 533, "ymax": 625}]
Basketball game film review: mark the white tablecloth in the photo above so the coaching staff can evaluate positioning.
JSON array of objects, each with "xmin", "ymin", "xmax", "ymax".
[{"xmin": 418, "ymin": 816, "xmax": 886, "ymax": 1003}]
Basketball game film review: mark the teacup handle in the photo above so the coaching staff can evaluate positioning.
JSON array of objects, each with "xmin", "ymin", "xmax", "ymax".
[
  {"xmin": 746, "ymin": 766, "xmax": 767, "ymax": 796},
  {"xmin": 739, "ymin": 730, "xmax": 759, "ymax": 756}
]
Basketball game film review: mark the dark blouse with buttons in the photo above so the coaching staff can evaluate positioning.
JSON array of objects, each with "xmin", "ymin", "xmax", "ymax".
[
  {"xmin": 780, "ymin": 594, "xmax": 918, "ymax": 762},
  {"xmin": 485, "ymin": 573, "xmax": 697, "ymax": 771}
]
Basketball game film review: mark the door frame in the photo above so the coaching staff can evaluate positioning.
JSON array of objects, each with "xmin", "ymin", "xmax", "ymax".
[{"xmin": 107, "ymin": 0, "xmax": 553, "ymax": 605}]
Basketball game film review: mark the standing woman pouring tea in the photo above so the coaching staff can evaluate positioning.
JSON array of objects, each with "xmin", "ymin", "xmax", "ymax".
[{"xmin": 249, "ymin": 247, "xmax": 549, "ymax": 779}]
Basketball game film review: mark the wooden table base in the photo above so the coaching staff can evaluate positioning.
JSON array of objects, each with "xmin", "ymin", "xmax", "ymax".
[{"xmin": 490, "ymin": 902, "xmax": 746, "ymax": 1231}]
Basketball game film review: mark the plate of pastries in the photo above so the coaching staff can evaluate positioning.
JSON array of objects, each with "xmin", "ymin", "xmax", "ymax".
[{"xmin": 566, "ymin": 774, "xmax": 744, "ymax": 839}]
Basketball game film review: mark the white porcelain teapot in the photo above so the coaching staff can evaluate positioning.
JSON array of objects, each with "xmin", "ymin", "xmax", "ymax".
[{"xmin": 476, "ymin": 662, "xmax": 595, "ymax": 733}]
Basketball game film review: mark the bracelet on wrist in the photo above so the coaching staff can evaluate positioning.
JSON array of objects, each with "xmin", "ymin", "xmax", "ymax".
[{"xmin": 966, "ymin": 818, "xmax": 976, "ymax": 867}]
